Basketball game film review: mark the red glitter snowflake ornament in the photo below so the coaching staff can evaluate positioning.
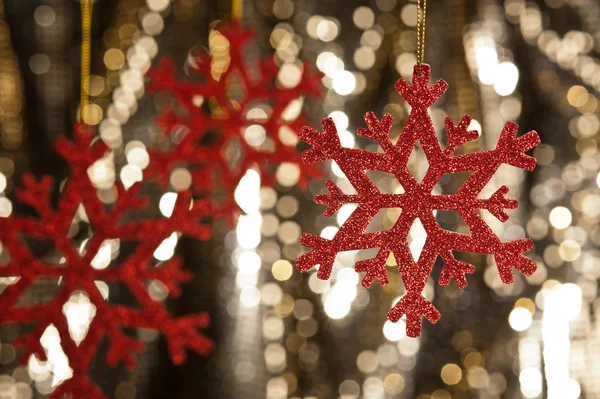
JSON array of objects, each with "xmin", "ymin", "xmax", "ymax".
[
  {"xmin": 146, "ymin": 22, "xmax": 322, "ymax": 219},
  {"xmin": 0, "ymin": 124, "xmax": 213, "ymax": 398},
  {"xmin": 297, "ymin": 64, "xmax": 540, "ymax": 337}
]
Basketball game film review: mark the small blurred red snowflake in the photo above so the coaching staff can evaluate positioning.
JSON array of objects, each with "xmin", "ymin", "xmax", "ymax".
[{"xmin": 146, "ymin": 22, "xmax": 322, "ymax": 220}]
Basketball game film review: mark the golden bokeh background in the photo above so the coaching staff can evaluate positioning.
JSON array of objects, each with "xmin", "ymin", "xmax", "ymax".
[{"xmin": 0, "ymin": 0, "xmax": 599, "ymax": 398}]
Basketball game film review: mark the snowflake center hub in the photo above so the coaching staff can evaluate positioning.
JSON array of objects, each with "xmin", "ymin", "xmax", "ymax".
[{"xmin": 403, "ymin": 184, "xmax": 433, "ymax": 215}]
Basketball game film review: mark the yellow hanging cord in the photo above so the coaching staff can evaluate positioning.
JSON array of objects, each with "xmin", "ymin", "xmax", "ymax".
[
  {"xmin": 416, "ymin": 0, "xmax": 427, "ymax": 69},
  {"xmin": 80, "ymin": 0, "xmax": 93, "ymax": 122},
  {"xmin": 232, "ymin": 0, "xmax": 243, "ymax": 21}
]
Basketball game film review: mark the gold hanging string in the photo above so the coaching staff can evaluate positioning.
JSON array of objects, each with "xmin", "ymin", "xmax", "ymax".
[
  {"xmin": 232, "ymin": 0, "xmax": 243, "ymax": 21},
  {"xmin": 80, "ymin": 0, "xmax": 93, "ymax": 122},
  {"xmin": 416, "ymin": 0, "xmax": 427, "ymax": 69}
]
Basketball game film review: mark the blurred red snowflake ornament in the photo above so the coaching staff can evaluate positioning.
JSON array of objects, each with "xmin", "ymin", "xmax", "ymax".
[
  {"xmin": 297, "ymin": 64, "xmax": 540, "ymax": 337},
  {"xmin": 0, "ymin": 124, "xmax": 213, "ymax": 399},
  {"xmin": 146, "ymin": 22, "xmax": 322, "ymax": 218}
]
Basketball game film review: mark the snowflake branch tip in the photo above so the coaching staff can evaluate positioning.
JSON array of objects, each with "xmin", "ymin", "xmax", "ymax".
[
  {"xmin": 394, "ymin": 64, "xmax": 448, "ymax": 108},
  {"xmin": 169, "ymin": 195, "xmax": 212, "ymax": 240},
  {"xmin": 494, "ymin": 239, "xmax": 536, "ymax": 284},
  {"xmin": 166, "ymin": 314, "xmax": 214, "ymax": 364},
  {"xmin": 357, "ymin": 112, "xmax": 394, "ymax": 145},
  {"xmin": 299, "ymin": 118, "xmax": 341, "ymax": 164},
  {"xmin": 358, "ymin": 112, "xmax": 394, "ymax": 141},
  {"xmin": 16, "ymin": 174, "xmax": 54, "ymax": 216},
  {"xmin": 486, "ymin": 185, "xmax": 518, "ymax": 222},
  {"xmin": 314, "ymin": 180, "xmax": 351, "ymax": 217},
  {"xmin": 355, "ymin": 249, "xmax": 390, "ymax": 287},
  {"xmin": 444, "ymin": 115, "xmax": 479, "ymax": 153},
  {"xmin": 497, "ymin": 122, "xmax": 540, "ymax": 171},
  {"xmin": 438, "ymin": 254, "xmax": 476, "ymax": 289},
  {"xmin": 297, "ymin": 234, "xmax": 335, "ymax": 279},
  {"xmin": 106, "ymin": 332, "xmax": 144, "ymax": 369},
  {"xmin": 56, "ymin": 127, "xmax": 107, "ymax": 169},
  {"xmin": 387, "ymin": 292, "xmax": 441, "ymax": 337},
  {"xmin": 148, "ymin": 257, "xmax": 193, "ymax": 298}
]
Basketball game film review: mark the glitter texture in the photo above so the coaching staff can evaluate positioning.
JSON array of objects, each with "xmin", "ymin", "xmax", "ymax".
[
  {"xmin": 297, "ymin": 64, "xmax": 540, "ymax": 337},
  {"xmin": 0, "ymin": 124, "xmax": 213, "ymax": 398},
  {"xmin": 146, "ymin": 22, "xmax": 323, "ymax": 221}
]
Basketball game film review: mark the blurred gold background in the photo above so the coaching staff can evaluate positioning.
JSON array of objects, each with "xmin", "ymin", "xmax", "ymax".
[{"xmin": 0, "ymin": 0, "xmax": 599, "ymax": 398}]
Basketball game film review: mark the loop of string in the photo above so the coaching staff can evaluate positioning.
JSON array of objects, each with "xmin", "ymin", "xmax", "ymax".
[
  {"xmin": 80, "ymin": 0, "xmax": 93, "ymax": 122},
  {"xmin": 416, "ymin": 0, "xmax": 427, "ymax": 71},
  {"xmin": 232, "ymin": 0, "xmax": 243, "ymax": 21}
]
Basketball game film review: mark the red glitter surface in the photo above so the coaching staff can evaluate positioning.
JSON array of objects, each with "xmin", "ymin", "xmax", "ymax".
[
  {"xmin": 146, "ymin": 22, "xmax": 323, "ymax": 221},
  {"xmin": 0, "ymin": 124, "xmax": 213, "ymax": 398},
  {"xmin": 297, "ymin": 64, "xmax": 540, "ymax": 337}
]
